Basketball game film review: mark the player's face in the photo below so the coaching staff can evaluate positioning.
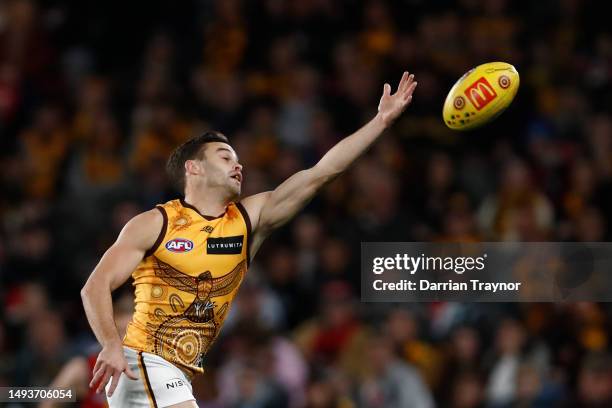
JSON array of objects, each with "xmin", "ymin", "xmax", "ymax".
[{"xmin": 201, "ymin": 142, "xmax": 243, "ymax": 198}]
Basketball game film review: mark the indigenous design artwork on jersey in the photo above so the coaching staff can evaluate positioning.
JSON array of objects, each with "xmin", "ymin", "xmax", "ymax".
[
  {"xmin": 169, "ymin": 201, "xmax": 194, "ymax": 231},
  {"xmin": 171, "ymin": 213, "xmax": 193, "ymax": 231},
  {"xmin": 150, "ymin": 258, "xmax": 246, "ymax": 370}
]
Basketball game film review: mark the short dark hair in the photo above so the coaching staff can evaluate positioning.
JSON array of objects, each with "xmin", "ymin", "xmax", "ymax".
[{"xmin": 166, "ymin": 131, "xmax": 230, "ymax": 191}]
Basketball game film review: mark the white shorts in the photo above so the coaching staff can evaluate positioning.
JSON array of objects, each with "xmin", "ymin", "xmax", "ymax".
[{"xmin": 106, "ymin": 347, "xmax": 195, "ymax": 408}]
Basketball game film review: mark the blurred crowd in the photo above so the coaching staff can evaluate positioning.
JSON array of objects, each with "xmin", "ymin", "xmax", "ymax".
[{"xmin": 1, "ymin": 0, "xmax": 612, "ymax": 407}]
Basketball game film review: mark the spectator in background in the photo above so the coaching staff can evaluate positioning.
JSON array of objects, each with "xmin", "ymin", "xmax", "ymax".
[
  {"xmin": 223, "ymin": 278, "xmax": 286, "ymax": 333},
  {"xmin": 13, "ymin": 309, "xmax": 69, "ymax": 387},
  {"xmin": 416, "ymin": 152, "xmax": 460, "ymax": 233},
  {"xmin": 265, "ymin": 245, "xmax": 310, "ymax": 328},
  {"xmin": 439, "ymin": 325, "xmax": 484, "ymax": 402},
  {"xmin": 4, "ymin": 222, "xmax": 53, "ymax": 285},
  {"xmin": 315, "ymin": 237, "xmax": 353, "ymax": 291},
  {"xmin": 292, "ymin": 214, "xmax": 324, "ymax": 289},
  {"xmin": 19, "ymin": 105, "xmax": 69, "ymax": 199},
  {"xmin": 70, "ymin": 76, "xmax": 111, "ymax": 143},
  {"xmin": 130, "ymin": 102, "xmax": 194, "ymax": 175},
  {"xmin": 486, "ymin": 318, "xmax": 528, "ymax": 407},
  {"xmin": 573, "ymin": 207, "xmax": 607, "ymax": 242},
  {"xmin": 0, "ymin": 0, "xmax": 56, "ymax": 95},
  {"xmin": 303, "ymin": 378, "xmax": 346, "ymax": 408},
  {"xmin": 568, "ymin": 353, "xmax": 612, "ymax": 407},
  {"xmin": 293, "ymin": 281, "xmax": 368, "ymax": 376},
  {"xmin": 277, "ymin": 65, "xmax": 320, "ymax": 150},
  {"xmin": 217, "ymin": 324, "xmax": 303, "ymax": 408},
  {"xmin": 203, "ymin": 0, "xmax": 247, "ymax": 76},
  {"xmin": 478, "ymin": 158, "xmax": 554, "ymax": 241},
  {"xmin": 509, "ymin": 363, "xmax": 563, "ymax": 408},
  {"xmin": 65, "ymin": 111, "xmax": 126, "ymax": 197},
  {"xmin": 448, "ymin": 370, "xmax": 485, "ymax": 408},
  {"xmin": 358, "ymin": 334, "xmax": 434, "ymax": 408},
  {"xmin": 384, "ymin": 307, "xmax": 444, "ymax": 391},
  {"xmin": 231, "ymin": 362, "xmax": 289, "ymax": 408}
]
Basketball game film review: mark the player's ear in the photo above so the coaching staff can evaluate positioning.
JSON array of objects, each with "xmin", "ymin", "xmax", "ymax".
[{"xmin": 185, "ymin": 159, "xmax": 202, "ymax": 176}]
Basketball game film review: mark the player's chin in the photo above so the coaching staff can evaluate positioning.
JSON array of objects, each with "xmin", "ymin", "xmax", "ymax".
[{"xmin": 228, "ymin": 184, "xmax": 241, "ymax": 199}]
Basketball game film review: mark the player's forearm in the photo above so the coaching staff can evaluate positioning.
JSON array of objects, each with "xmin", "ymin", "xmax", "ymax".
[
  {"xmin": 255, "ymin": 113, "xmax": 389, "ymax": 231},
  {"xmin": 314, "ymin": 113, "xmax": 388, "ymax": 179},
  {"xmin": 81, "ymin": 283, "xmax": 122, "ymax": 347}
]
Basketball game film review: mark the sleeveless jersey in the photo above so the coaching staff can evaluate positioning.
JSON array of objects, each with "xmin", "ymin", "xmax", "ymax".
[{"xmin": 123, "ymin": 198, "xmax": 251, "ymax": 378}]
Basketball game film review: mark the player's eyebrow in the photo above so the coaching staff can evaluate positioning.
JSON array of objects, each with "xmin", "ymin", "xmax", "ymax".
[{"xmin": 216, "ymin": 147, "xmax": 239, "ymax": 161}]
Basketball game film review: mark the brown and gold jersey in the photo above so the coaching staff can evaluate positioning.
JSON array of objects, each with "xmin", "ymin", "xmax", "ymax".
[{"xmin": 123, "ymin": 198, "xmax": 251, "ymax": 378}]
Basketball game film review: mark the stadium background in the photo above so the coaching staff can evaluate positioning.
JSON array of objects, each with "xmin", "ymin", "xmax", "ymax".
[{"xmin": 1, "ymin": 0, "xmax": 612, "ymax": 406}]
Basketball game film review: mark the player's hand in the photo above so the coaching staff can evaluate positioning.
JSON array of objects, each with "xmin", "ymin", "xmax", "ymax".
[
  {"xmin": 90, "ymin": 342, "xmax": 138, "ymax": 397},
  {"xmin": 377, "ymin": 71, "xmax": 418, "ymax": 127}
]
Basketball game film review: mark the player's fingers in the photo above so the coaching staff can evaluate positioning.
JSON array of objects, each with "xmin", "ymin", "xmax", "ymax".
[
  {"xmin": 89, "ymin": 365, "xmax": 106, "ymax": 388},
  {"xmin": 406, "ymin": 81, "xmax": 418, "ymax": 96},
  {"xmin": 107, "ymin": 370, "xmax": 121, "ymax": 397},
  {"xmin": 96, "ymin": 369, "xmax": 112, "ymax": 394},
  {"xmin": 124, "ymin": 365, "xmax": 138, "ymax": 380},
  {"xmin": 402, "ymin": 74, "xmax": 415, "ymax": 95},
  {"xmin": 399, "ymin": 71, "xmax": 411, "ymax": 91},
  {"xmin": 403, "ymin": 82, "xmax": 417, "ymax": 103},
  {"xmin": 94, "ymin": 367, "xmax": 111, "ymax": 392},
  {"xmin": 93, "ymin": 358, "xmax": 102, "ymax": 374},
  {"xmin": 383, "ymin": 83, "xmax": 391, "ymax": 97}
]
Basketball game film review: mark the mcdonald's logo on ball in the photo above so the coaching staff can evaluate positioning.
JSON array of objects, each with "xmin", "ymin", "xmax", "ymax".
[
  {"xmin": 442, "ymin": 62, "xmax": 520, "ymax": 130},
  {"xmin": 465, "ymin": 77, "xmax": 497, "ymax": 110}
]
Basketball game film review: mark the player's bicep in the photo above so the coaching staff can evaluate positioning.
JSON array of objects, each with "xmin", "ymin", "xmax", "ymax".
[
  {"xmin": 97, "ymin": 242, "xmax": 148, "ymax": 291},
  {"xmin": 259, "ymin": 168, "xmax": 325, "ymax": 231},
  {"xmin": 86, "ymin": 209, "xmax": 163, "ymax": 291}
]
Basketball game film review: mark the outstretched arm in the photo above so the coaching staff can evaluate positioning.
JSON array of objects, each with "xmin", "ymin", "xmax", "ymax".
[{"xmin": 241, "ymin": 72, "xmax": 417, "ymax": 256}]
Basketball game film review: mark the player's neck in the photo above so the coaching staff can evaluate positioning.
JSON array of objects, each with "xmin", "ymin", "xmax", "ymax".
[{"xmin": 183, "ymin": 188, "xmax": 229, "ymax": 218}]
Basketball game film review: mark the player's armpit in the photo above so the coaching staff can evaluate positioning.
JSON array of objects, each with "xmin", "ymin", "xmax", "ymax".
[{"xmin": 239, "ymin": 192, "xmax": 271, "ymax": 259}]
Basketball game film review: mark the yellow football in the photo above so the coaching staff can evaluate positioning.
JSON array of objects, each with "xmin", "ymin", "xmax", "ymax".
[{"xmin": 443, "ymin": 61, "xmax": 520, "ymax": 130}]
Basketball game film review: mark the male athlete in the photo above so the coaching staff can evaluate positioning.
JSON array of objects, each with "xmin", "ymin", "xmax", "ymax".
[{"xmin": 81, "ymin": 72, "xmax": 417, "ymax": 407}]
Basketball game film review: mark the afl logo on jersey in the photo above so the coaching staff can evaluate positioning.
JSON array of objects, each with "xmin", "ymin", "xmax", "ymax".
[{"xmin": 165, "ymin": 238, "xmax": 194, "ymax": 253}]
